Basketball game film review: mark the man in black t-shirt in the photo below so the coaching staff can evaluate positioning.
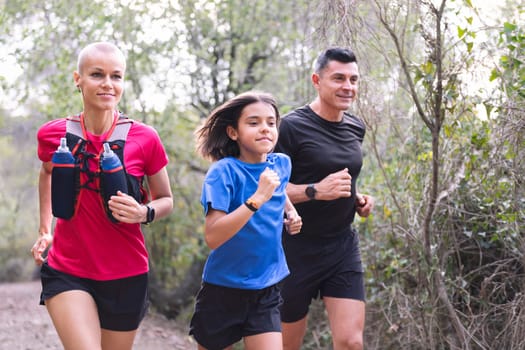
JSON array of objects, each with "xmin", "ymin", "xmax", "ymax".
[{"xmin": 275, "ymin": 47, "xmax": 374, "ymax": 350}]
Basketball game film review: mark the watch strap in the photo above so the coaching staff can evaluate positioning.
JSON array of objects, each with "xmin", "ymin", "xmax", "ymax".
[
  {"xmin": 244, "ymin": 199, "xmax": 259, "ymax": 212},
  {"xmin": 142, "ymin": 205, "xmax": 155, "ymax": 224}
]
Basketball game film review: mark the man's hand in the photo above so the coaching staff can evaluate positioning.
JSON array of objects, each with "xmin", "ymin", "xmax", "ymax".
[
  {"xmin": 315, "ymin": 168, "xmax": 352, "ymax": 200},
  {"xmin": 356, "ymin": 194, "xmax": 374, "ymax": 217}
]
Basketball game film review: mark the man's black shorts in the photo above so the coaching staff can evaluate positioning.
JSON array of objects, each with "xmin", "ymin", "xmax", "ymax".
[
  {"xmin": 39, "ymin": 262, "xmax": 149, "ymax": 331},
  {"xmin": 189, "ymin": 282, "xmax": 282, "ymax": 350},
  {"xmin": 280, "ymin": 229, "xmax": 365, "ymax": 323}
]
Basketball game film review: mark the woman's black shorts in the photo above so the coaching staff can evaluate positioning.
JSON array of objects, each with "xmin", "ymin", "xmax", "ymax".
[{"xmin": 39, "ymin": 262, "xmax": 149, "ymax": 331}]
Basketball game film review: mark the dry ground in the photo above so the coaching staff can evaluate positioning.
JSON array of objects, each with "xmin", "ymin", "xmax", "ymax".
[{"xmin": 0, "ymin": 281, "xmax": 195, "ymax": 349}]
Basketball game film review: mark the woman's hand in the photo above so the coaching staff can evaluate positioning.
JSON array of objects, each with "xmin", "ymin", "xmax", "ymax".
[
  {"xmin": 31, "ymin": 233, "xmax": 53, "ymax": 266},
  {"xmin": 108, "ymin": 191, "xmax": 147, "ymax": 223}
]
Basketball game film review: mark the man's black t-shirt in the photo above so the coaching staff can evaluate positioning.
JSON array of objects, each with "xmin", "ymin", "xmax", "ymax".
[{"xmin": 274, "ymin": 105, "xmax": 366, "ymax": 238}]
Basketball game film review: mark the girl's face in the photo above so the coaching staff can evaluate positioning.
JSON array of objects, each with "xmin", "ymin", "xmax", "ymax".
[
  {"xmin": 74, "ymin": 49, "xmax": 125, "ymax": 113},
  {"xmin": 227, "ymin": 101, "xmax": 278, "ymax": 164}
]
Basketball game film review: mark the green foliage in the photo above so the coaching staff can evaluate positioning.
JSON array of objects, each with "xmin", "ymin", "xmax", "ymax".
[
  {"xmin": 145, "ymin": 106, "xmax": 207, "ymax": 289},
  {"xmin": 491, "ymin": 22, "xmax": 525, "ymax": 99},
  {"xmin": 176, "ymin": 0, "xmax": 315, "ymax": 116},
  {"xmin": 0, "ymin": 114, "xmax": 42, "ymax": 282},
  {"xmin": 355, "ymin": 1, "xmax": 525, "ymax": 348},
  {"xmin": 369, "ymin": 6, "xmax": 524, "ymax": 347}
]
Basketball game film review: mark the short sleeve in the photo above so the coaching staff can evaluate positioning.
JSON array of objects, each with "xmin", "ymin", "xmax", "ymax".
[
  {"xmin": 37, "ymin": 119, "xmax": 67, "ymax": 162},
  {"xmin": 201, "ymin": 161, "xmax": 234, "ymax": 215},
  {"xmin": 124, "ymin": 122, "xmax": 169, "ymax": 177}
]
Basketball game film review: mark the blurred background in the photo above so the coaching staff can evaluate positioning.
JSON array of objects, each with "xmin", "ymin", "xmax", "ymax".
[{"xmin": 1, "ymin": 0, "xmax": 523, "ymax": 348}]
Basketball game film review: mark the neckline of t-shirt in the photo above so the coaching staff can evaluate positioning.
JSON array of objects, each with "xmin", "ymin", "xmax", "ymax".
[
  {"xmin": 228, "ymin": 155, "xmax": 275, "ymax": 168},
  {"xmin": 305, "ymin": 105, "xmax": 348, "ymax": 125}
]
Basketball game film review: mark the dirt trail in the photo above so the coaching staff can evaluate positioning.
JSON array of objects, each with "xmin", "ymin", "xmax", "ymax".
[{"xmin": 0, "ymin": 281, "xmax": 195, "ymax": 349}]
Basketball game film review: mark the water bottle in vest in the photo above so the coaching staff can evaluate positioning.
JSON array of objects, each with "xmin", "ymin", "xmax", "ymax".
[
  {"xmin": 100, "ymin": 142, "xmax": 128, "ymax": 222},
  {"xmin": 51, "ymin": 137, "xmax": 76, "ymax": 219}
]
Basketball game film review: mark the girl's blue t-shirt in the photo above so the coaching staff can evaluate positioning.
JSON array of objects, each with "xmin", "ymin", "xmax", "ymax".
[{"xmin": 200, "ymin": 153, "xmax": 291, "ymax": 289}]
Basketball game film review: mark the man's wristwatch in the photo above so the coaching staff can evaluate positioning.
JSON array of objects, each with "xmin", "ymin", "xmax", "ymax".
[
  {"xmin": 142, "ymin": 205, "xmax": 155, "ymax": 224},
  {"xmin": 305, "ymin": 184, "xmax": 317, "ymax": 200}
]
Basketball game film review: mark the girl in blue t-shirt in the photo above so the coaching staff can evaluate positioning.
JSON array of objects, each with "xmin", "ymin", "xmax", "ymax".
[{"xmin": 189, "ymin": 91, "xmax": 302, "ymax": 350}]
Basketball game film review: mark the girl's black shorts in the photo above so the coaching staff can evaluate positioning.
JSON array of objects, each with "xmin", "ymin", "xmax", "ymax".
[
  {"xmin": 39, "ymin": 262, "xmax": 149, "ymax": 331},
  {"xmin": 189, "ymin": 282, "xmax": 282, "ymax": 350}
]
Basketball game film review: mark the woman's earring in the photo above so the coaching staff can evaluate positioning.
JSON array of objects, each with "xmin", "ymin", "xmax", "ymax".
[{"xmin": 76, "ymin": 85, "xmax": 81, "ymax": 93}]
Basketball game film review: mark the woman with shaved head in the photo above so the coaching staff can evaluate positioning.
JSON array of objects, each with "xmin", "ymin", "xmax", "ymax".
[{"xmin": 31, "ymin": 42, "xmax": 173, "ymax": 349}]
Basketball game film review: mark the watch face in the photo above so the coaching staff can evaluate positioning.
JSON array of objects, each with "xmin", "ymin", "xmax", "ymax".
[
  {"xmin": 147, "ymin": 205, "xmax": 155, "ymax": 222},
  {"xmin": 305, "ymin": 185, "xmax": 316, "ymax": 199},
  {"xmin": 246, "ymin": 199, "xmax": 260, "ymax": 210},
  {"xmin": 149, "ymin": 206, "xmax": 156, "ymax": 221}
]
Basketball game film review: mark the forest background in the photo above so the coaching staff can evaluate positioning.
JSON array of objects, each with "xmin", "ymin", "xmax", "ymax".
[{"xmin": 1, "ymin": 0, "xmax": 523, "ymax": 349}]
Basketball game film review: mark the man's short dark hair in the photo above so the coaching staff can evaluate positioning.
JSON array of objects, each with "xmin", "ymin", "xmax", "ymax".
[{"xmin": 314, "ymin": 47, "xmax": 357, "ymax": 74}]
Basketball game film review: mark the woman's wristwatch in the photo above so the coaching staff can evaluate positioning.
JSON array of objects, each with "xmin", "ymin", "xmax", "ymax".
[{"xmin": 142, "ymin": 204, "xmax": 155, "ymax": 224}]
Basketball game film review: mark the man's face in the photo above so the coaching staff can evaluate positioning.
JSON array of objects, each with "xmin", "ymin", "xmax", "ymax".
[{"xmin": 313, "ymin": 60, "xmax": 359, "ymax": 112}]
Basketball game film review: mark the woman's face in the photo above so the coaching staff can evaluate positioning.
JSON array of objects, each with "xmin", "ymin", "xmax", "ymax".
[{"xmin": 74, "ymin": 48, "xmax": 125, "ymax": 113}]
